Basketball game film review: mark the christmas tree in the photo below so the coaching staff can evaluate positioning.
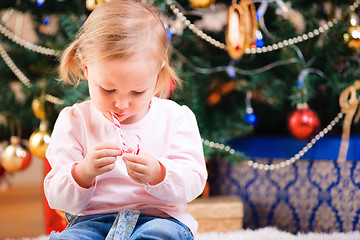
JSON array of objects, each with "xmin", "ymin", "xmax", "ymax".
[{"xmin": 0, "ymin": 0, "xmax": 359, "ymax": 168}]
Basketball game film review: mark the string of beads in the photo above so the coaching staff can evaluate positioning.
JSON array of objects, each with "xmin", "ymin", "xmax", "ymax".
[
  {"xmin": 0, "ymin": 41, "xmax": 64, "ymax": 105},
  {"xmin": 0, "ymin": 22, "xmax": 61, "ymax": 57},
  {"xmin": 166, "ymin": 0, "xmax": 360, "ymax": 54},
  {"xmin": 202, "ymin": 112, "xmax": 343, "ymax": 170}
]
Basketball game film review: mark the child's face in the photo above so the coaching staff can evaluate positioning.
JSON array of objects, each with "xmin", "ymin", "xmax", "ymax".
[{"xmin": 84, "ymin": 58, "xmax": 159, "ymax": 124}]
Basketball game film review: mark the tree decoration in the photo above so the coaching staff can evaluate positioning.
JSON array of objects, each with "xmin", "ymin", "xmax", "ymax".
[
  {"xmin": 0, "ymin": 113, "xmax": 31, "ymax": 173},
  {"xmin": 287, "ymin": 103, "xmax": 320, "ymax": 140},
  {"xmin": 343, "ymin": 12, "xmax": 360, "ymax": 53},
  {"xmin": 29, "ymin": 96, "xmax": 51, "ymax": 159},
  {"xmin": 337, "ymin": 80, "xmax": 360, "ymax": 163},
  {"xmin": 207, "ymin": 81, "xmax": 236, "ymax": 105},
  {"xmin": 255, "ymin": 29, "xmax": 264, "ymax": 47},
  {"xmin": 1, "ymin": 9, "xmax": 39, "ymax": 44},
  {"xmin": 274, "ymin": 0, "xmax": 289, "ymax": 16},
  {"xmin": 256, "ymin": 1, "xmax": 268, "ymax": 20},
  {"xmin": 226, "ymin": 0, "xmax": 257, "ymax": 59},
  {"xmin": 193, "ymin": 4, "xmax": 228, "ymax": 32},
  {"xmin": 86, "ymin": 0, "xmax": 106, "ymax": 11},
  {"xmin": 1, "ymin": 136, "xmax": 32, "ymax": 172},
  {"xmin": 244, "ymin": 91, "xmax": 257, "ymax": 126},
  {"xmin": 32, "ymin": 96, "xmax": 47, "ymax": 120},
  {"xmin": 166, "ymin": 0, "xmax": 341, "ymax": 55},
  {"xmin": 29, "ymin": 120, "xmax": 51, "ymax": 159},
  {"xmin": 226, "ymin": 3, "xmax": 246, "ymax": 59},
  {"xmin": 37, "ymin": 0, "xmax": 46, "ymax": 7},
  {"xmin": 167, "ymin": 16, "xmax": 186, "ymax": 36},
  {"xmin": 39, "ymin": 15, "xmax": 60, "ymax": 37},
  {"xmin": 241, "ymin": 0, "xmax": 257, "ymax": 49},
  {"xmin": 225, "ymin": 63, "xmax": 236, "ymax": 78},
  {"xmin": 294, "ymin": 67, "xmax": 326, "ymax": 104},
  {"xmin": 189, "ymin": 0, "xmax": 216, "ymax": 8},
  {"xmin": 284, "ymin": 7, "xmax": 306, "ymax": 35}
]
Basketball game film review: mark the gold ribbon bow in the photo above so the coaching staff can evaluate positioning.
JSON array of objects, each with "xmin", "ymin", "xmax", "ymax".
[{"xmin": 337, "ymin": 80, "xmax": 360, "ymax": 163}]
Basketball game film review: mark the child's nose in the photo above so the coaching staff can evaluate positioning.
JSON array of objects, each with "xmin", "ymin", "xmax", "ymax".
[{"xmin": 114, "ymin": 99, "xmax": 129, "ymax": 110}]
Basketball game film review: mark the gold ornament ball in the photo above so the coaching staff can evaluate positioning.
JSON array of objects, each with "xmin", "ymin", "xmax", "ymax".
[
  {"xmin": 344, "ymin": 26, "xmax": 360, "ymax": 53},
  {"xmin": 29, "ymin": 129, "xmax": 51, "ymax": 159},
  {"xmin": 347, "ymin": 38, "xmax": 360, "ymax": 53},
  {"xmin": 32, "ymin": 98, "xmax": 46, "ymax": 120},
  {"xmin": 189, "ymin": 0, "xmax": 216, "ymax": 8},
  {"xmin": 1, "ymin": 136, "xmax": 32, "ymax": 172}
]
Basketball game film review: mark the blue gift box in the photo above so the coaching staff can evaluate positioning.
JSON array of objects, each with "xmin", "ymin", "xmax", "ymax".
[
  {"xmin": 210, "ymin": 135, "xmax": 360, "ymax": 233},
  {"xmin": 228, "ymin": 134, "xmax": 360, "ymax": 161}
]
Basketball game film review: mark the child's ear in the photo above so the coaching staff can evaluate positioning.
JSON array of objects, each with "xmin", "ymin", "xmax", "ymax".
[
  {"xmin": 161, "ymin": 60, "xmax": 166, "ymax": 69},
  {"xmin": 79, "ymin": 54, "xmax": 88, "ymax": 79}
]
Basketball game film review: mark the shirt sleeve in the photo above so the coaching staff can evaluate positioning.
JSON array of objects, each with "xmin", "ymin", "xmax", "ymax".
[
  {"xmin": 145, "ymin": 106, "xmax": 208, "ymax": 203},
  {"xmin": 43, "ymin": 106, "xmax": 95, "ymax": 215}
]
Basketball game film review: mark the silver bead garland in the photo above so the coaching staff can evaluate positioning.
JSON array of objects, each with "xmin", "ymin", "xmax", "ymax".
[
  {"xmin": 166, "ymin": 0, "xmax": 360, "ymax": 54},
  {"xmin": 202, "ymin": 112, "xmax": 343, "ymax": 170},
  {"xmin": 0, "ymin": 41, "xmax": 64, "ymax": 105},
  {"xmin": 0, "ymin": 22, "xmax": 61, "ymax": 57},
  {"xmin": 166, "ymin": 0, "xmax": 226, "ymax": 50},
  {"xmin": 0, "ymin": 41, "xmax": 32, "ymax": 88}
]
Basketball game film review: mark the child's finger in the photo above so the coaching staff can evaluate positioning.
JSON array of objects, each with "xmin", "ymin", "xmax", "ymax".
[
  {"xmin": 123, "ymin": 153, "xmax": 144, "ymax": 165},
  {"xmin": 97, "ymin": 148, "xmax": 123, "ymax": 158},
  {"xmin": 94, "ymin": 142, "xmax": 122, "ymax": 150},
  {"xmin": 125, "ymin": 147, "xmax": 134, "ymax": 153}
]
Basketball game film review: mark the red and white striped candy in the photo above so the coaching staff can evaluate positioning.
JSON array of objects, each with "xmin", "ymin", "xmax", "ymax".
[
  {"xmin": 134, "ymin": 134, "xmax": 141, "ymax": 155},
  {"xmin": 110, "ymin": 112, "xmax": 141, "ymax": 155}
]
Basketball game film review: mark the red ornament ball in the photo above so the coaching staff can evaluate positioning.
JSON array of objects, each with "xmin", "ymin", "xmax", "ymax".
[{"xmin": 287, "ymin": 106, "xmax": 320, "ymax": 140}]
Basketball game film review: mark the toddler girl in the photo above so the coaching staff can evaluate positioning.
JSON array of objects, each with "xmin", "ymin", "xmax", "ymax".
[{"xmin": 43, "ymin": 1, "xmax": 207, "ymax": 239}]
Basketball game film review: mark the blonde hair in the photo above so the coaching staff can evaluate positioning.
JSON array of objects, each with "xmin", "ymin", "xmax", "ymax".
[{"xmin": 59, "ymin": 0, "xmax": 180, "ymax": 98}]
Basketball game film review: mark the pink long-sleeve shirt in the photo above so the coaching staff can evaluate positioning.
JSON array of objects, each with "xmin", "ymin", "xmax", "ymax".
[{"xmin": 43, "ymin": 97, "xmax": 207, "ymax": 234}]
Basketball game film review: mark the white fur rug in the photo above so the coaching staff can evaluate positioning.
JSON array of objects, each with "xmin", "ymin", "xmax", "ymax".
[
  {"xmin": 10, "ymin": 227, "xmax": 360, "ymax": 240},
  {"xmin": 196, "ymin": 227, "xmax": 360, "ymax": 240}
]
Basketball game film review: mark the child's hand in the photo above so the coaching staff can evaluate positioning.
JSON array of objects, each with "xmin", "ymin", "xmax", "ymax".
[
  {"xmin": 123, "ymin": 151, "xmax": 166, "ymax": 185},
  {"xmin": 72, "ymin": 142, "xmax": 122, "ymax": 188}
]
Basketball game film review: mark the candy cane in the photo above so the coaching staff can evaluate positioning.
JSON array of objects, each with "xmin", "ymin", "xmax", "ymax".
[
  {"xmin": 110, "ymin": 112, "xmax": 141, "ymax": 155},
  {"xmin": 110, "ymin": 112, "xmax": 128, "ymax": 152},
  {"xmin": 134, "ymin": 135, "xmax": 141, "ymax": 155}
]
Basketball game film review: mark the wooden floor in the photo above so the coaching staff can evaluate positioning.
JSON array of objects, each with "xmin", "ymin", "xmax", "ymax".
[
  {"xmin": 0, "ymin": 150, "xmax": 46, "ymax": 240},
  {"xmin": 0, "ymin": 184, "xmax": 46, "ymax": 239}
]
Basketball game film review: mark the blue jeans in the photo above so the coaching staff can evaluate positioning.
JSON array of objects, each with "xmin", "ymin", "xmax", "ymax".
[{"xmin": 49, "ymin": 214, "xmax": 194, "ymax": 240}]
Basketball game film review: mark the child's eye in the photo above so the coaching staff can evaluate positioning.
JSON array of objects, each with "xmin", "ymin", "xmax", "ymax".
[
  {"xmin": 101, "ymin": 86, "xmax": 116, "ymax": 93},
  {"xmin": 132, "ymin": 90, "xmax": 146, "ymax": 95}
]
